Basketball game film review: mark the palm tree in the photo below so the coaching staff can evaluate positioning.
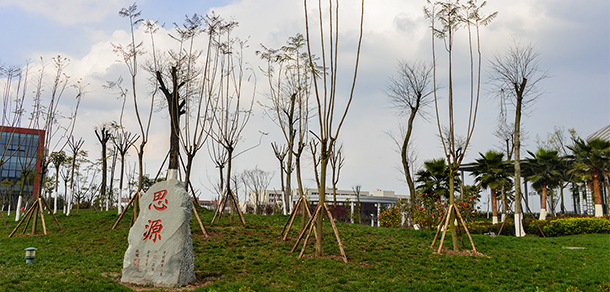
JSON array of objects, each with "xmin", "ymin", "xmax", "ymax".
[
  {"xmin": 569, "ymin": 138, "xmax": 610, "ymax": 217},
  {"xmin": 415, "ymin": 158, "xmax": 453, "ymax": 202},
  {"xmin": 525, "ymin": 148, "xmax": 562, "ymax": 220},
  {"xmin": 471, "ymin": 150, "xmax": 510, "ymax": 224}
]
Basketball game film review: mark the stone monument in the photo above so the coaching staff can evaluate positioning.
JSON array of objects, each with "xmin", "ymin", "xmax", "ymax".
[{"xmin": 121, "ymin": 177, "xmax": 196, "ymax": 287}]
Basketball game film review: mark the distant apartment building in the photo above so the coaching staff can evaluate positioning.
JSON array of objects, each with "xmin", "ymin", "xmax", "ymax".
[
  {"xmin": 248, "ymin": 188, "xmax": 407, "ymax": 226},
  {"xmin": 0, "ymin": 126, "xmax": 45, "ymax": 205}
]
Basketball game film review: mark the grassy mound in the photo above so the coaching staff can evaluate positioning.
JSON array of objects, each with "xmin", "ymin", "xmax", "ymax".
[{"xmin": 0, "ymin": 208, "xmax": 608, "ymax": 291}]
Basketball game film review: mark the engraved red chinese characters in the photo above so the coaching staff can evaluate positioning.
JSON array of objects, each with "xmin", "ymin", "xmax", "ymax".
[
  {"xmin": 149, "ymin": 190, "xmax": 169, "ymax": 211},
  {"xmin": 143, "ymin": 219, "xmax": 163, "ymax": 242}
]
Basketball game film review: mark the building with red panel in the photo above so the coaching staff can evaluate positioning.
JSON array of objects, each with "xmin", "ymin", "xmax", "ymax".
[{"xmin": 0, "ymin": 126, "xmax": 45, "ymax": 205}]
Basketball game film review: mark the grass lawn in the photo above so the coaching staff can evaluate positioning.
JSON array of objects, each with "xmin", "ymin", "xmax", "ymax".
[{"xmin": 0, "ymin": 208, "xmax": 608, "ymax": 291}]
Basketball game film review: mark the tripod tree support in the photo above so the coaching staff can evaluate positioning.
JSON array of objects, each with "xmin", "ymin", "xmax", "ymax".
[
  {"xmin": 9, "ymin": 196, "xmax": 61, "ymax": 237},
  {"xmin": 291, "ymin": 203, "xmax": 347, "ymax": 263},
  {"xmin": 211, "ymin": 189, "xmax": 245, "ymax": 225},
  {"xmin": 281, "ymin": 196, "xmax": 315, "ymax": 241},
  {"xmin": 430, "ymin": 203, "xmax": 477, "ymax": 254}
]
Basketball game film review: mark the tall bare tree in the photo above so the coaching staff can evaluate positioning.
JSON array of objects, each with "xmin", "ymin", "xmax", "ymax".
[
  {"xmin": 424, "ymin": 0, "xmax": 496, "ymax": 249},
  {"xmin": 207, "ymin": 17, "xmax": 254, "ymax": 224},
  {"xmin": 304, "ymin": 0, "xmax": 364, "ymax": 257},
  {"xmin": 258, "ymin": 33, "xmax": 314, "ymax": 216},
  {"xmin": 385, "ymin": 60, "xmax": 434, "ymax": 212},
  {"xmin": 489, "ymin": 42, "xmax": 546, "ymax": 236},
  {"xmin": 177, "ymin": 14, "xmax": 223, "ymax": 192},
  {"xmin": 111, "ymin": 4, "xmax": 154, "ymax": 214}
]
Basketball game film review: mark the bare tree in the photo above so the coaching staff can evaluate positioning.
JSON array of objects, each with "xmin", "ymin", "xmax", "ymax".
[
  {"xmin": 94, "ymin": 125, "xmax": 112, "ymax": 211},
  {"xmin": 49, "ymin": 151, "xmax": 66, "ymax": 214},
  {"xmin": 177, "ymin": 14, "xmax": 223, "ymax": 192},
  {"xmin": 207, "ymin": 17, "xmax": 255, "ymax": 225},
  {"xmin": 66, "ymin": 137, "xmax": 84, "ymax": 216},
  {"xmin": 424, "ymin": 0, "xmax": 496, "ymax": 250},
  {"xmin": 271, "ymin": 142, "xmax": 288, "ymax": 212},
  {"xmin": 303, "ymin": 0, "xmax": 364, "ymax": 258},
  {"xmin": 385, "ymin": 60, "xmax": 434, "ymax": 213},
  {"xmin": 329, "ymin": 142, "xmax": 345, "ymax": 206},
  {"xmin": 0, "ymin": 64, "xmax": 28, "ymax": 174},
  {"xmin": 111, "ymin": 4, "xmax": 153, "ymax": 214},
  {"xmin": 258, "ymin": 33, "xmax": 314, "ymax": 216},
  {"xmin": 113, "ymin": 131, "xmax": 139, "ymax": 215},
  {"xmin": 242, "ymin": 166, "xmax": 274, "ymax": 214},
  {"xmin": 489, "ymin": 42, "xmax": 546, "ymax": 236}
]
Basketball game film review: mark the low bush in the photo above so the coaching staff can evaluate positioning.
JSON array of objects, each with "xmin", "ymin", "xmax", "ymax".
[
  {"xmin": 542, "ymin": 217, "xmax": 610, "ymax": 237},
  {"xmin": 379, "ymin": 206, "xmax": 402, "ymax": 228},
  {"xmin": 468, "ymin": 217, "xmax": 610, "ymax": 237}
]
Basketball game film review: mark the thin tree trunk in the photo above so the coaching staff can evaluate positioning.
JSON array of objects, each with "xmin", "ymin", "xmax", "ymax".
[
  {"xmin": 491, "ymin": 188, "xmax": 498, "ymax": 224},
  {"xmin": 539, "ymin": 184, "xmax": 547, "ymax": 220},
  {"xmin": 402, "ymin": 109, "xmax": 417, "ymax": 224},
  {"xmin": 593, "ymin": 172, "xmax": 603, "ymax": 217},
  {"xmin": 315, "ymin": 141, "xmax": 328, "ymax": 256},
  {"xmin": 513, "ymin": 95, "xmax": 525, "ymax": 236}
]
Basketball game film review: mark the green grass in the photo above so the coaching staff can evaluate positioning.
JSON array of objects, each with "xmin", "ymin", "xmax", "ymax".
[{"xmin": 0, "ymin": 208, "xmax": 608, "ymax": 291}]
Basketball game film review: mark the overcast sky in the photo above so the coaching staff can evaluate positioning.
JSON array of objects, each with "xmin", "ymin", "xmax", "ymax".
[{"xmin": 1, "ymin": 0, "xmax": 608, "ymax": 212}]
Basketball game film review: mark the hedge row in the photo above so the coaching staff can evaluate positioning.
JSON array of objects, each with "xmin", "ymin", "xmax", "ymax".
[{"xmin": 467, "ymin": 217, "xmax": 610, "ymax": 237}]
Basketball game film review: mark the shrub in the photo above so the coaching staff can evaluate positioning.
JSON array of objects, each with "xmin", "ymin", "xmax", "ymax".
[
  {"xmin": 379, "ymin": 206, "xmax": 402, "ymax": 228},
  {"xmin": 264, "ymin": 204, "xmax": 274, "ymax": 215},
  {"xmin": 329, "ymin": 204, "xmax": 348, "ymax": 221},
  {"xmin": 468, "ymin": 217, "xmax": 610, "ymax": 237},
  {"xmin": 542, "ymin": 217, "xmax": 610, "ymax": 237},
  {"xmin": 272, "ymin": 203, "xmax": 283, "ymax": 215}
]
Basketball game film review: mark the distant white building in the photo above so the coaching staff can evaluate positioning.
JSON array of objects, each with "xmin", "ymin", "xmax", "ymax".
[{"xmin": 248, "ymin": 188, "xmax": 408, "ymax": 226}]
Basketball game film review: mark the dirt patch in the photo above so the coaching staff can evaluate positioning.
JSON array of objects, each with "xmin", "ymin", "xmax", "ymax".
[
  {"xmin": 102, "ymin": 271, "xmax": 217, "ymax": 291},
  {"xmin": 439, "ymin": 249, "xmax": 489, "ymax": 258}
]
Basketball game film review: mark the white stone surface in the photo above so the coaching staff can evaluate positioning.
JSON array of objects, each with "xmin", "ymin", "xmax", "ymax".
[{"xmin": 121, "ymin": 178, "xmax": 195, "ymax": 287}]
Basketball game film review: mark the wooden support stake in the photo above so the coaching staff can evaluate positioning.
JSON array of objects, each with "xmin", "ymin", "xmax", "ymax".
[
  {"xmin": 40, "ymin": 196, "xmax": 62, "ymax": 231},
  {"xmin": 9, "ymin": 202, "xmax": 37, "ymax": 237},
  {"xmin": 298, "ymin": 205, "xmax": 321, "ymax": 258},
  {"xmin": 211, "ymin": 193, "xmax": 228, "ymax": 224},
  {"xmin": 23, "ymin": 201, "xmax": 36, "ymax": 235},
  {"xmin": 283, "ymin": 197, "xmax": 316, "ymax": 241},
  {"xmin": 436, "ymin": 204, "xmax": 453, "ymax": 253},
  {"xmin": 32, "ymin": 200, "xmax": 41, "ymax": 235},
  {"xmin": 38, "ymin": 198, "xmax": 47, "ymax": 235},
  {"xmin": 112, "ymin": 191, "xmax": 139, "ymax": 230},
  {"xmin": 230, "ymin": 190, "xmax": 246, "ymax": 225},
  {"xmin": 291, "ymin": 204, "xmax": 322, "ymax": 253},
  {"xmin": 324, "ymin": 203, "xmax": 348, "ymax": 263},
  {"xmin": 0, "ymin": 208, "xmax": 8, "ymax": 230},
  {"xmin": 454, "ymin": 204, "xmax": 476, "ymax": 253},
  {"xmin": 430, "ymin": 207, "xmax": 451, "ymax": 248},
  {"xmin": 282, "ymin": 197, "xmax": 302, "ymax": 237},
  {"xmin": 192, "ymin": 202, "xmax": 208, "ymax": 238}
]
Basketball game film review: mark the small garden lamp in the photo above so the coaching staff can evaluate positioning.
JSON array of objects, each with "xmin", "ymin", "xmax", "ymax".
[{"xmin": 24, "ymin": 247, "xmax": 37, "ymax": 264}]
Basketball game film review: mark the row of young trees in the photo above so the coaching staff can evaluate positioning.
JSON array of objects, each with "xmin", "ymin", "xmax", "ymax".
[
  {"xmin": 386, "ymin": 0, "xmax": 606, "ymax": 251},
  {"xmin": 0, "ymin": 56, "xmax": 84, "ymax": 220}
]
